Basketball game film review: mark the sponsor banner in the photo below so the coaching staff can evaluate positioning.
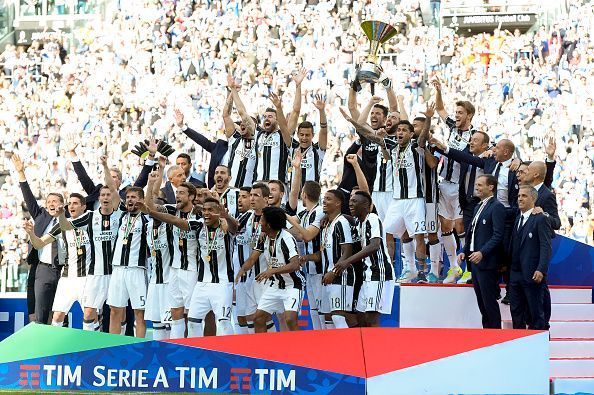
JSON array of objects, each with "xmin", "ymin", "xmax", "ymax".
[
  {"xmin": 0, "ymin": 341, "xmax": 365, "ymax": 394},
  {"xmin": 442, "ymin": 13, "xmax": 537, "ymax": 32}
]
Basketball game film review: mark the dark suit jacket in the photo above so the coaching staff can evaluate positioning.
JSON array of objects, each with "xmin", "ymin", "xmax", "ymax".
[
  {"xmin": 463, "ymin": 197, "xmax": 506, "ymax": 271},
  {"xmin": 182, "ymin": 126, "xmax": 228, "ymax": 188},
  {"xmin": 160, "ymin": 182, "xmax": 176, "ymax": 204},
  {"xmin": 73, "ymin": 160, "xmax": 153, "ymax": 207},
  {"xmin": 187, "ymin": 175, "xmax": 206, "ymax": 188},
  {"xmin": 19, "ymin": 181, "xmax": 59, "ymax": 266},
  {"xmin": 536, "ymin": 185, "xmax": 561, "ymax": 231},
  {"xmin": 510, "ymin": 213, "xmax": 552, "ymax": 283}
]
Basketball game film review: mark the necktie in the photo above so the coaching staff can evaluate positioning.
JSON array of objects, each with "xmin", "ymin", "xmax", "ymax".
[
  {"xmin": 50, "ymin": 218, "xmax": 58, "ymax": 266},
  {"xmin": 493, "ymin": 162, "xmax": 501, "ymax": 179},
  {"xmin": 518, "ymin": 215, "xmax": 524, "ymax": 232},
  {"xmin": 466, "ymin": 165, "xmax": 477, "ymax": 199}
]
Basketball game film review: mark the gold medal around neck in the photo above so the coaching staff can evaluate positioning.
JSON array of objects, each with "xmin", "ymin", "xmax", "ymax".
[
  {"xmin": 77, "ymin": 248, "xmax": 83, "ymax": 256},
  {"xmin": 122, "ymin": 238, "xmax": 128, "ymax": 245},
  {"xmin": 151, "ymin": 250, "xmax": 157, "ymax": 257},
  {"xmin": 178, "ymin": 239, "xmax": 184, "ymax": 247},
  {"xmin": 206, "ymin": 255, "xmax": 211, "ymax": 262}
]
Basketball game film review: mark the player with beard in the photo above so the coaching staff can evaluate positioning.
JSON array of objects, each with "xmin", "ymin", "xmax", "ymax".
[
  {"xmin": 235, "ymin": 183, "xmax": 277, "ymax": 333},
  {"xmin": 267, "ymin": 180, "xmax": 286, "ymax": 210},
  {"xmin": 60, "ymin": 155, "xmax": 123, "ymax": 331},
  {"xmin": 342, "ymin": 108, "xmax": 433, "ymax": 283},
  {"xmin": 432, "ymin": 77, "xmax": 477, "ymax": 283},
  {"xmin": 233, "ymin": 187, "xmax": 253, "ymax": 334},
  {"xmin": 107, "ymin": 187, "xmax": 152, "ymax": 337},
  {"xmin": 25, "ymin": 193, "xmax": 90, "ymax": 328},
  {"xmin": 142, "ymin": 198, "xmax": 237, "ymax": 337},
  {"xmin": 211, "ymin": 165, "xmax": 240, "ymax": 218},
  {"xmin": 146, "ymin": 174, "xmax": 199, "ymax": 339},
  {"xmin": 286, "ymin": 151, "xmax": 325, "ymax": 329},
  {"xmin": 288, "ymin": 94, "xmax": 328, "ymax": 187}
]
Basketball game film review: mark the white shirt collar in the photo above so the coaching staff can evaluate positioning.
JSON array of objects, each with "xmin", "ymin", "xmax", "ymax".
[
  {"xmin": 501, "ymin": 157, "xmax": 513, "ymax": 168},
  {"xmin": 534, "ymin": 182, "xmax": 543, "ymax": 191},
  {"xmin": 521, "ymin": 208, "xmax": 533, "ymax": 221}
]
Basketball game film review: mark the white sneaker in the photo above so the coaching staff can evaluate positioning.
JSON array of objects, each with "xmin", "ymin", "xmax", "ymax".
[
  {"xmin": 443, "ymin": 266, "xmax": 463, "ymax": 284},
  {"xmin": 396, "ymin": 270, "xmax": 418, "ymax": 283},
  {"xmin": 457, "ymin": 270, "xmax": 472, "ymax": 284}
]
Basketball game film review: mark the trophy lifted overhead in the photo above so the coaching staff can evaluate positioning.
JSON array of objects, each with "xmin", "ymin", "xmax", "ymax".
[{"xmin": 356, "ymin": 20, "xmax": 399, "ymax": 85}]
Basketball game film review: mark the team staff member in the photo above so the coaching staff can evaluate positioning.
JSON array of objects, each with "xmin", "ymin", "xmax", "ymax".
[{"xmin": 459, "ymin": 175, "xmax": 505, "ymax": 329}]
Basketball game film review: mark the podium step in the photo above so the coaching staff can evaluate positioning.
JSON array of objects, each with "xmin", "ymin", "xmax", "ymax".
[
  {"xmin": 552, "ymin": 377, "xmax": 594, "ymax": 394},
  {"xmin": 550, "ymin": 339, "xmax": 594, "ymax": 358},
  {"xmin": 550, "ymin": 358, "xmax": 594, "ymax": 378},
  {"xmin": 550, "ymin": 304, "xmax": 594, "ymax": 321},
  {"xmin": 501, "ymin": 320, "xmax": 594, "ymax": 338}
]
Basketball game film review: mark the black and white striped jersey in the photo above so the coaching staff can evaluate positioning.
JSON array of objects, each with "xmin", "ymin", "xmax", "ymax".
[
  {"xmin": 385, "ymin": 139, "xmax": 426, "ymax": 200},
  {"xmin": 357, "ymin": 213, "xmax": 394, "ymax": 282},
  {"xmin": 188, "ymin": 219, "xmax": 234, "ymax": 284},
  {"xmin": 147, "ymin": 221, "xmax": 173, "ymax": 285},
  {"xmin": 255, "ymin": 228, "xmax": 305, "ymax": 290},
  {"xmin": 424, "ymin": 146, "xmax": 439, "ymax": 204},
  {"xmin": 440, "ymin": 116, "xmax": 475, "ymax": 183},
  {"xmin": 233, "ymin": 211, "xmax": 253, "ymax": 283},
  {"xmin": 219, "ymin": 187, "xmax": 240, "ymax": 219},
  {"xmin": 297, "ymin": 204, "xmax": 324, "ymax": 275},
  {"xmin": 235, "ymin": 210, "xmax": 267, "ymax": 277},
  {"xmin": 320, "ymin": 214, "xmax": 357, "ymax": 286},
  {"xmin": 49, "ymin": 221, "xmax": 90, "ymax": 278},
  {"xmin": 69, "ymin": 209, "xmax": 121, "ymax": 276},
  {"xmin": 373, "ymin": 136, "xmax": 396, "ymax": 192},
  {"xmin": 289, "ymin": 140, "xmax": 326, "ymax": 187},
  {"xmin": 111, "ymin": 211, "xmax": 151, "ymax": 269},
  {"xmin": 223, "ymin": 132, "xmax": 256, "ymax": 188},
  {"xmin": 253, "ymin": 127, "xmax": 290, "ymax": 182},
  {"xmin": 165, "ymin": 205, "xmax": 200, "ymax": 272}
]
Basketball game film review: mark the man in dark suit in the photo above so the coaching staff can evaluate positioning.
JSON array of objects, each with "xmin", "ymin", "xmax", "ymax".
[
  {"xmin": 160, "ymin": 165, "xmax": 186, "ymax": 204},
  {"xmin": 459, "ymin": 175, "xmax": 506, "ymax": 329},
  {"xmin": 12, "ymin": 154, "xmax": 63, "ymax": 325},
  {"xmin": 509, "ymin": 185, "xmax": 552, "ymax": 330}
]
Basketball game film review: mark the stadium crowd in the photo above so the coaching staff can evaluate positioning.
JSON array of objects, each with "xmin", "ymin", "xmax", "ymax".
[{"xmin": 0, "ymin": 0, "xmax": 592, "ymax": 334}]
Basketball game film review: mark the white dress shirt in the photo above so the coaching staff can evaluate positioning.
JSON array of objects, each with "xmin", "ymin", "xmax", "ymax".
[
  {"xmin": 493, "ymin": 158, "xmax": 513, "ymax": 207},
  {"xmin": 470, "ymin": 196, "xmax": 492, "ymax": 251}
]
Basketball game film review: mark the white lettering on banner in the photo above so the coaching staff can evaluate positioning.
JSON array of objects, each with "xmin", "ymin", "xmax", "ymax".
[
  {"xmin": 460, "ymin": 14, "xmax": 533, "ymax": 25},
  {"xmin": 37, "ymin": 364, "xmax": 293, "ymax": 391}
]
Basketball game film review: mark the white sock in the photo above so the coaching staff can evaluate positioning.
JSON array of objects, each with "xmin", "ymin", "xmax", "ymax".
[
  {"xmin": 402, "ymin": 239, "xmax": 417, "ymax": 273},
  {"xmin": 120, "ymin": 321, "xmax": 127, "ymax": 335},
  {"xmin": 325, "ymin": 319, "xmax": 335, "ymax": 329},
  {"xmin": 331, "ymin": 315, "xmax": 349, "ymax": 329},
  {"xmin": 169, "ymin": 318, "xmax": 186, "ymax": 339},
  {"xmin": 94, "ymin": 321, "xmax": 101, "ymax": 331},
  {"xmin": 217, "ymin": 319, "xmax": 234, "ymax": 336},
  {"xmin": 266, "ymin": 320, "xmax": 276, "ymax": 332},
  {"xmin": 442, "ymin": 232, "xmax": 459, "ymax": 269},
  {"xmin": 429, "ymin": 241, "xmax": 441, "ymax": 276},
  {"xmin": 82, "ymin": 320, "xmax": 95, "ymax": 331},
  {"xmin": 310, "ymin": 309, "xmax": 321, "ymax": 330},
  {"xmin": 51, "ymin": 321, "xmax": 63, "ymax": 327},
  {"xmin": 187, "ymin": 319, "xmax": 203, "ymax": 337},
  {"xmin": 247, "ymin": 321, "xmax": 255, "ymax": 334},
  {"xmin": 231, "ymin": 303, "xmax": 238, "ymax": 332},
  {"xmin": 152, "ymin": 322, "xmax": 167, "ymax": 340},
  {"xmin": 318, "ymin": 313, "xmax": 326, "ymax": 329},
  {"xmin": 236, "ymin": 324, "xmax": 249, "ymax": 335}
]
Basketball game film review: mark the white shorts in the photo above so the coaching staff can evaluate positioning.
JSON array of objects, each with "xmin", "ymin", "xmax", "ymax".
[
  {"xmin": 235, "ymin": 281, "xmax": 249, "ymax": 317},
  {"xmin": 306, "ymin": 274, "xmax": 323, "ymax": 313},
  {"xmin": 82, "ymin": 274, "xmax": 110, "ymax": 309},
  {"xmin": 52, "ymin": 276, "xmax": 86, "ymax": 314},
  {"xmin": 246, "ymin": 278, "xmax": 269, "ymax": 316},
  {"xmin": 384, "ymin": 198, "xmax": 426, "ymax": 237},
  {"xmin": 372, "ymin": 191, "xmax": 393, "ymax": 222},
  {"xmin": 356, "ymin": 280, "xmax": 395, "ymax": 314},
  {"xmin": 257, "ymin": 286, "xmax": 304, "ymax": 314},
  {"xmin": 188, "ymin": 282, "xmax": 233, "ymax": 321},
  {"xmin": 438, "ymin": 182, "xmax": 463, "ymax": 220},
  {"xmin": 320, "ymin": 283, "xmax": 354, "ymax": 314},
  {"xmin": 167, "ymin": 267, "xmax": 198, "ymax": 310},
  {"xmin": 145, "ymin": 283, "xmax": 172, "ymax": 323},
  {"xmin": 425, "ymin": 202, "xmax": 439, "ymax": 234},
  {"xmin": 107, "ymin": 266, "xmax": 148, "ymax": 310}
]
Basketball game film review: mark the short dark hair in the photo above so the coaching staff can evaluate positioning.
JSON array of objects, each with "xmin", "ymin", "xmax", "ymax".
[
  {"xmin": 397, "ymin": 120, "xmax": 414, "ymax": 134},
  {"xmin": 297, "ymin": 121, "xmax": 314, "ymax": 132},
  {"xmin": 413, "ymin": 116, "xmax": 426, "ymax": 123},
  {"xmin": 326, "ymin": 189, "xmax": 344, "ymax": 205},
  {"xmin": 203, "ymin": 197, "xmax": 221, "ymax": 209},
  {"xmin": 265, "ymin": 107, "xmax": 276, "ymax": 114},
  {"xmin": 215, "ymin": 165, "xmax": 230, "ymax": 175},
  {"xmin": 179, "ymin": 182, "xmax": 197, "ymax": 200},
  {"xmin": 372, "ymin": 103, "xmax": 388, "ymax": 117},
  {"xmin": 177, "ymin": 153, "xmax": 191, "ymax": 164},
  {"xmin": 252, "ymin": 182, "xmax": 270, "ymax": 198},
  {"xmin": 47, "ymin": 192, "xmax": 64, "ymax": 203},
  {"xmin": 239, "ymin": 186, "xmax": 252, "ymax": 194},
  {"xmin": 69, "ymin": 192, "xmax": 86, "ymax": 206},
  {"xmin": 354, "ymin": 190, "xmax": 372, "ymax": 207},
  {"xmin": 268, "ymin": 180, "xmax": 285, "ymax": 194},
  {"xmin": 474, "ymin": 130, "xmax": 490, "ymax": 145},
  {"xmin": 478, "ymin": 174, "xmax": 498, "ymax": 191},
  {"xmin": 262, "ymin": 206, "xmax": 287, "ymax": 231},
  {"xmin": 99, "ymin": 185, "xmax": 111, "ymax": 192},
  {"xmin": 302, "ymin": 181, "xmax": 321, "ymax": 202},
  {"xmin": 126, "ymin": 186, "xmax": 145, "ymax": 199}
]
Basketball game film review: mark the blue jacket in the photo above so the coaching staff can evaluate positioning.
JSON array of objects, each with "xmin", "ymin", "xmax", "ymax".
[
  {"xmin": 510, "ymin": 213, "xmax": 552, "ymax": 282},
  {"xmin": 463, "ymin": 197, "xmax": 506, "ymax": 271}
]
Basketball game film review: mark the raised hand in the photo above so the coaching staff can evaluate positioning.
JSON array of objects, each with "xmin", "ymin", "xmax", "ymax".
[
  {"xmin": 293, "ymin": 67, "xmax": 307, "ymax": 85},
  {"xmin": 158, "ymin": 155, "xmax": 167, "ymax": 169},
  {"xmin": 346, "ymin": 154, "xmax": 359, "ymax": 166},
  {"xmin": 375, "ymin": 128, "xmax": 388, "ymax": 139},
  {"xmin": 147, "ymin": 136, "xmax": 158, "ymax": 156},
  {"xmin": 174, "ymin": 108, "xmax": 184, "ymax": 128},
  {"xmin": 64, "ymin": 134, "xmax": 79, "ymax": 153},
  {"xmin": 545, "ymin": 136, "xmax": 556, "ymax": 160},
  {"xmin": 23, "ymin": 220, "xmax": 34, "ymax": 234},
  {"xmin": 100, "ymin": 155, "xmax": 108, "ymax": 167},
  {"xmin": 148, "ymin": 171, "xmax": 160, "ymax": 184},
  {"xmin": 11, "ymin": 153, "xmax": 24, "ymax": 173},
  {"xmin": 369, "ymin": 96, "xmax": 383, "ymax": 105},
  {"xmin": 313, "ymin": 94, "xmax": 326, "ymax": 111},
  {"xmin": 227, "ymin": 74, "xmax": 240, "ymax": 90},
  {"xmin": 421, "ymin": 102, "xmax": 436, "ymax": 118},
  {"xmin": 269, "ymin": 91, "xmax": 283, "ymax": 108},
  {"xmin": 431, "ymin": 77, "xmax": 442, "ymax": 92},
  {"xmin": 429, "ymin": 137, "xmax": 446, "ymax": 151}
]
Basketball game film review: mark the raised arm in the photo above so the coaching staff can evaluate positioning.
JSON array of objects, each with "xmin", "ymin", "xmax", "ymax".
[
  {"xmin": 346, "ymin": 154, "xmax": 369, "ymax": 194},
  {"xmin": 222, "ymin": 92, "xmax": 236, "ymax": 138},
  {"xmin": 431, "ymin": 77, "xmax": 449, "ymax": 122},
  {"xmin": 175, "ymin": 108, "xmax": 217, "ymax": 152},
  {"xmin": 313, "ymin": 94, "xmax": 328, "ymax": 150},
  {"xmin": 12, "ymin": 153, "xmax": 47, "ymax": 219},
  {"xmin": 544, "ymin": 136, "xmax": 556, "ymax": 188},
  {"xmin": 65, "ymin": 136, "xmax": 97, "ymax": 195},
  {"xmin": 348, "ymin": 84, "xmax": 361, "ymax": 120},
  {"xmin": 288, "ymin": 151, "xmax": 302, "ymax": 211},
  {"xmin": 227, "ymin": 75, "xmax": 255, "ymax": 136},
  {"xmin": 287, "ymin": 68, "xmax": 307, "ymax": 134},
  {"xmin": 339, "ymin": 107, "xmax": 384, "ymax": 147},
  {"xmin": 132, "ymin": 136, "xmax": 158, "ymax": 189},
  {"xmin": 145, "ymin": 171, "xmax": 165, "ymax": 212},
  {"xmin": 270, "ymin": 92, "xmax": 292, "ymax": 146},
  {"xmin": 417, "ymin": 102, "xmax": 435, "ymax": 148},
  {"xmin": 357, "ymin": 96, "xmax": 382, "ymax": 124},
  {"xmin": 101, "ymin": 155, "xmax": 121, "ymax": 210}
]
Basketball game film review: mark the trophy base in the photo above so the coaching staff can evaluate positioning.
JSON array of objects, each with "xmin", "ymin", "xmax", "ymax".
[{"xmin": 357, "ymin": 62, "xmax": 383, "ymax": 83}]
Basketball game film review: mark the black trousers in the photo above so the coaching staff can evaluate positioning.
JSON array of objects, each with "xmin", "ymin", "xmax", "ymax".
[
  {"xmin": 26, "ymin": 263, "xmax": 37, "ymax": 316},
  {"xmin": 34, "ymin": 263, "xmax": 61, "ymax": 324},
  {"xmin": 509, "ymin": 271, "xmax": 546, "ymax": 330},
  {"xmin": 471, "ymin": 263, "xmax": 501, "ymax": 329}
]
